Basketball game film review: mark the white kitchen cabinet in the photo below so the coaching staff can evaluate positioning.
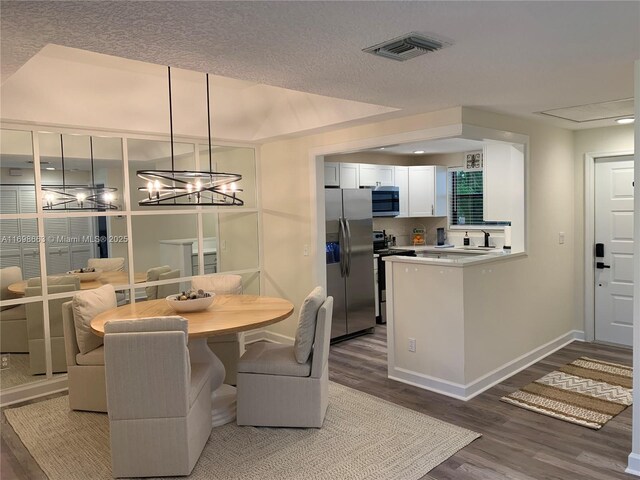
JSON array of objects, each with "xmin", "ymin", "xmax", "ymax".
[
  {"xmin": 408, "ymin": 166, "xmax": 446, "ymax": 217},
  {"xmin": 483, "ymin": 143, "xmax": 524, "ymax": 222},
  {"xmin": 359, "ymin": 164, "xmax": 394, "ymax": 187},
  {"xmin": 394, "ymin": 166, "xmax": 409, "ymax": 217},
  {"xmin": 324, "ymin": 162, "xmax": 340, "ymax": 187},
  {"xmin": 339, "ymin": 163, "xmax": 359, "ymax": 189}
]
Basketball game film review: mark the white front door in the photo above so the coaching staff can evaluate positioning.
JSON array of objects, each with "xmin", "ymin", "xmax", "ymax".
[{"xmin": 595, "ymin": 156, "xmax": 634, "ymax": 346}]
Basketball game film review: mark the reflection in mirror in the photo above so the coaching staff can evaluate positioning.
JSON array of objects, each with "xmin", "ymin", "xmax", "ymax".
[
  {"xmin": 239, "ymin": 271, "xmax": 260, "ymax": 295},
  {"xmin": 201, "ymin": 212, "xmax": 219, "ymax": 275},
  {"xmin": 128, "ymin": 139, "xmax": 195, "ymax": 210},
  {"xmin": 0, "ymin": 299, "xmax": 44, "ymax": 389},
  {"xmin": 43, "ymin": 215, "xmax": 129, "ymax": 293},
  {"xmin": 131, "ymin": 213, "xmax": 198, "ymax": 283},
  {"xmin": 199, "ymin": 145, "xmax": 257, "ymax": 208},
  {"xmin": 38, "ymin": 133, "xmax": 124, "ymax": 211},
  {"xmin": 218, "ymin": 212, "xmax": 259, "ymax": 271}
]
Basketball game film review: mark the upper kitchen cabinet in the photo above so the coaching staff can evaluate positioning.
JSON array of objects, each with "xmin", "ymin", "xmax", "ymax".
[
  {"xmin": 339, "ymin": 163, "xmax": 359, "ymax": 189},
  {"xmin": 394, "ymin": 166, "xmax": 409, "ymax": 218},
  {"xmin": 483, "ymin": 143, "xmax": 524, "ymax": 222},
  {"xmin": 408, "ymin": 166, "xmax": 446, "ymax": 217},
  {"xmin": 359, "ymin": 164, "xmax": 394, "ymax": 187},
  {"xmin": 324, "ymin": 162, "xmax": 340, "ymax": 187}
]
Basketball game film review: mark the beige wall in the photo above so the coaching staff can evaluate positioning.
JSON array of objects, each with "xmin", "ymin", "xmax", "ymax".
[
  {"xmin": 573, "ymin": 125, "xmax": 635, "ymax": 331},
  {"xmin": 260, "ymin": 106, "xmax": 578, "ymax": 349}
]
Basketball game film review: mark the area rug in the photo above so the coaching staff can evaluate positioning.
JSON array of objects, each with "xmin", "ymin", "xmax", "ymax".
[
  {"xmin": 501, "ymin": 356, "xmax": 632, "ymax": 430},
  {"xmin": 4, "ymin": 381, "xmax": 480, "ymax": 480}
]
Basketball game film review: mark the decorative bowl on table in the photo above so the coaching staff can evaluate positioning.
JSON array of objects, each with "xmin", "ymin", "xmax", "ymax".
[
  {"xmin": 166, "ymin": 290, "xmax": 215, "ymax": 313},
  {"xmin": 67, "ymin": 268, "xmax": 102, "ymax": 282}
]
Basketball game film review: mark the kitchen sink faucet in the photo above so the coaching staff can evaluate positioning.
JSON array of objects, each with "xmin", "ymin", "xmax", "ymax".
[{"xmin": 482, "ymin": 230, "xmax": 490, "ymax": 248}]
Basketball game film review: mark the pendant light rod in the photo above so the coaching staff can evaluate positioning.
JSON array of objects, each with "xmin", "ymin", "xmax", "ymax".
[
  {"xmin": 60, "ymin": 135, "xmax": 66, "ymax": 192},
  {"xmin": 89, "ymin": 136, "xmax": 96, "ymax": 186},
  {"xmin": 168, "ymin": 66, "xmax": 175, "ymax": 171},
  {"xmin": 206, "ymin": 73, "xmax": 213, "ymax": 171}
]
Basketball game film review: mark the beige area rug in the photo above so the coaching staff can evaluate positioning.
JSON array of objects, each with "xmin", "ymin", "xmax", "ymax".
[
  {"xmin": 501, "ymin": 356, "xmax": 632, "ymax": 430},
  {"xmin": 5, "ymin": 381, "xmax": 479, "ymax": 480}
]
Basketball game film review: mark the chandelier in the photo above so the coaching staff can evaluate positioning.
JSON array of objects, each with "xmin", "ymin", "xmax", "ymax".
[
  {"xmin": 42, "ymin": 135, "xmax": 118, "ymax": 211},
  {"xmin": 136, "ymin": 67, "xmax": 243, "ymax": 206}
]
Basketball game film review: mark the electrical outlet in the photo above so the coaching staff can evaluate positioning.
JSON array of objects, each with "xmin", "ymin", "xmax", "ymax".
[
  {"xmin": 1, "ymin": 353, "xmax": 10, "ymax": 370},
  {"xmin": 559, "ymin": 232, "xmax": 565, "ymax": 245},
  {"xmin": 303, "ymin": 244, "xmax": 309, "ymax": 256},
  {"xmin": 408, "ymin": 338, "xmax": 416, "ymax": 352}
]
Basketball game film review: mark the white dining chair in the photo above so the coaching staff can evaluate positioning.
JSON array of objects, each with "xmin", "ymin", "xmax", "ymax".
[
  {"xmin": 0, "ymin": 266, "xmax": 28, "ymax": 353},
  {"xmin": 237, "ymin": 287, "xmax": 333, "ymax": 428},
  {"xmin": 88, "ymin": 257, "xmax": 125, "ymax": 272},
  {"xmin": 191, "ymin": 274, "xmax": 243, "ymax": 385},
  {"xmin": 104, "ymin": 316, "xmax": 212, "ymax": 478}
]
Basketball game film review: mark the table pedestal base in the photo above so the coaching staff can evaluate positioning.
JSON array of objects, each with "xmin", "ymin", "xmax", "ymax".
[{"xmin": 188, "ymin": 338, "xmax": 237, "ymax": 427}]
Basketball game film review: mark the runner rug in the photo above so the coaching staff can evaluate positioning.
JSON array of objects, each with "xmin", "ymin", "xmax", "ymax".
[{"xmin": 501, "ymin": 356, "xmax": 632, "ymax": 430}]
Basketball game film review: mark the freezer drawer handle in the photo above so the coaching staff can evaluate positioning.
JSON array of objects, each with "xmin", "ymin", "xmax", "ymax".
[{"xmin": 596, "ymin": 262, "xmax": 610, "ymax": 269}]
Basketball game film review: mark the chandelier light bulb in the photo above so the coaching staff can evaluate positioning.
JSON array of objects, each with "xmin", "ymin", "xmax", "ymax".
[
  {"xmin": 186, "ymin": 183, "xmax": 193, "ymax": 193},
  {"xmin": 154, "ymin": 180, "xmax": 161, "ymax": 191},
  {"xmin": 195, "ymin": 180, "xmax": 202, "ymax": 191}
]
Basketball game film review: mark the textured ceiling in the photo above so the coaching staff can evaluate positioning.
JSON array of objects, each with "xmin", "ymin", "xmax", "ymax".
[{"xmin": 1, "ymin": 1, "xmax": 639, "ymax": 131}]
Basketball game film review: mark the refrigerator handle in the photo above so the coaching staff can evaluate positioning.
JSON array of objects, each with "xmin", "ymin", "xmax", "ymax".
[
  {"xmin": 338, "ymin": 217, "xmax": 346, "ymax": 277},
  {"xmin": 345, "ymin": 218, "xmax": 352, "ymax": 277}
]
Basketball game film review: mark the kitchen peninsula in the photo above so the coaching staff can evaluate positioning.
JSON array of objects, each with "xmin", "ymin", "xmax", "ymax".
[{"xmin": 383, "ymin": 248, "xmax": 579, "ymax": 401}]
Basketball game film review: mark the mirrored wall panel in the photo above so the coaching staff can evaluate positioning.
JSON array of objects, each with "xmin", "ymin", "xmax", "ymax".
[{"xmin": 217, "ymin": 212, "xmax": 259, "ymax": 271}]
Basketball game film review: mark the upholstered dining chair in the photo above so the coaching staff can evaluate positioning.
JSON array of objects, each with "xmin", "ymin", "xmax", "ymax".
[
  {"xmin": 237, "ymin": 287, "xmax": 333, "ymax": 428},
  {"xmin": 191, "ymin": 274, "xmax": 243, "ymax": 385},
  {"xmin": 0, "ymin": 266, "xmax": 28, "ymax": 353},
  {"xmin": 61, "ymin": 284, "xmax": 117, "ymax": 412},
  {"xmin": 25, "ymin": 275, "xmax": 80, "ymax": 375},
  {"xmin": 104, "ymin": 316, "xmax": 212, "ymax": 478},
  {"xmin": 87, "ymin": 257, "xmax": 125, "ymax": 272},
  {"xmin": 145, "ymin": 265, "xmax": 181, "ymax": 300}
]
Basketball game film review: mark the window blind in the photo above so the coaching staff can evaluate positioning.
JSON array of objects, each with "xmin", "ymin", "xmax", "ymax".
[{"xmin": 449, "ymin": 170, "xmax": 484, "ymax": 226}]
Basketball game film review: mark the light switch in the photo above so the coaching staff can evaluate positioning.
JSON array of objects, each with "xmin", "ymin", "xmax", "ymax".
[{"xmin": 559, "ymin": 232, "xmax": 565, "ymax": 245}]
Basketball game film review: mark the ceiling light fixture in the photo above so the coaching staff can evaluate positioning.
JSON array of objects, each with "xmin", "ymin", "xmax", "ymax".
[
  {"xmin": 45, "ymin": 167, "xmax": 55, "ymax": 171},
  {"xmin": 616, "ymin": 117, "xmax": 635, "ymax": 125},
  {"xmin": 413, "ymin": 150, "xmax": 425, "ymax": 154},
  {"xmin": 41, "ymin": 135, "xmax": 118, "ymax": 211},
  {"xmin": 136, "ymin": 67, "xmax": 243, "ymax": 207}
]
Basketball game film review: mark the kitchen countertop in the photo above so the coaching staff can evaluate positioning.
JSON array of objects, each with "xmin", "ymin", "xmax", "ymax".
[{"xmin": 382, "ymin": 245, "xmax": 525, "ymax": 267}]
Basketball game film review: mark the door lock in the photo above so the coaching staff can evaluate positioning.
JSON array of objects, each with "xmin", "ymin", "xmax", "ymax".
[{"xmin": 596, "ymin": 262, "xmax": 610, "ymax": 269}]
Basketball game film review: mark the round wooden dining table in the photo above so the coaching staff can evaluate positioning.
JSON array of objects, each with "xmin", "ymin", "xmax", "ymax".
[
  {"xmin": 91, "ymin": 294, "xmax": 294, "ymax": 426},
  {"xmin": 8, "ymin": 271, "xmax": 147, "ymax": 295}
]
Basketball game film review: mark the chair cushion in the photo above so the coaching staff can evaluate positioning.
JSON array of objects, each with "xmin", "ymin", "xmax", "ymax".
[
  {"xmin": 293, "ymin": 286, "xmax": 326, "ymax": 364},
  {"xmin": 72, "ymin": 284, "xmax": 117, "ymax": 354},
  {"xmin": 76, "ymin": 345, "xmax": 105, "ymax": 366},
  {"xmin": 238, "ymin": 343, "xmax": 311, "ymax": 377},
  {"xmin": 145, "ymin": 265, "xmax": 171, "ymax": 300},
  {"xmin": 0, "ymin": 303, "xmax": 26, "ymax": 321}
]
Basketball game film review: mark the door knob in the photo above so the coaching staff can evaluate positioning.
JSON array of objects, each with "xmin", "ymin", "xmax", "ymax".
[{"xmin": 596, "ymin": 262, "xmax": 610, "ymax": 269}]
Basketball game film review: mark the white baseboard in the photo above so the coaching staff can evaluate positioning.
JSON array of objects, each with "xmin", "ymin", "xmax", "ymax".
[
  {"xmin": 0, "ymin": 377, "xmax": 68, "ymax": 408},
  {"xmin": 627, "ymin": 453, "xmax": 640, "ymax": 477},
  {"xmin": 389, "ymin": 330, "xmax": 585, "ymax": 401},
  {"xmin": 244, "ymin": 329, "xmax": 295, "ymax": 346}
]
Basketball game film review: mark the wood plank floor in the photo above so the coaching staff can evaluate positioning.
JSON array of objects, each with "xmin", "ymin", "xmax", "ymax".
[
  {"xmin": 329, "ymin": 326, "xmax": 634, "ymax": 480},
  {"xmin": 0, "ymin": 326, "xmax": 634, "ymax": 480}
]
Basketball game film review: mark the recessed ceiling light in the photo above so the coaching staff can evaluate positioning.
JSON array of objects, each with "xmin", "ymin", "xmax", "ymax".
[
  {"xmin": 616, "ymin": 117, "xmax": 635, "ymax": 125},
  {"xmin": 379, "ymin": 147, "xmax": 385, "ymax": 150},
  {"xmin": 413, "ymin": 150, "xmax": 425, "ymax": 154},
  {"xmin": 45, "ymin": 167, "xmax": 55, "ymax": 171}
]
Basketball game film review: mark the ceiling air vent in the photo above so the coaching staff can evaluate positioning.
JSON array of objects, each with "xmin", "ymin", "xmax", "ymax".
[{"xmin": 363, "ymin": 32, "xmax": 449, "ymax": 62}]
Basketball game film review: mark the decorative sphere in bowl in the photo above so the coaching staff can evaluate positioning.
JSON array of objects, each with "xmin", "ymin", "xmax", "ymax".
[
  {"xmin": 166, "ymin": 290, "xmax": 215, "ymax": 312},
  {"xmin": 67, "ymin": 268, "xmax": 102, "ymax": 282}
]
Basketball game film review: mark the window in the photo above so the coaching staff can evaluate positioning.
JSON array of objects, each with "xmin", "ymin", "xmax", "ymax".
[{"xmin": 448, "ymin": 169, "xmax": 508, "ymax": 228}]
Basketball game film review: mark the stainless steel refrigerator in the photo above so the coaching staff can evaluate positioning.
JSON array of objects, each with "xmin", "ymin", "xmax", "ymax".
[{"xmin": 325, "ymin": 188, "xmax": 375, "ymax": 340}]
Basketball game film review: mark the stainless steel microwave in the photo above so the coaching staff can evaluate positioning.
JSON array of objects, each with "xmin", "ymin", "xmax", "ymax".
[{"xmin": 370, "ymin": 186, "xmax": 399, "ymax": 217}]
